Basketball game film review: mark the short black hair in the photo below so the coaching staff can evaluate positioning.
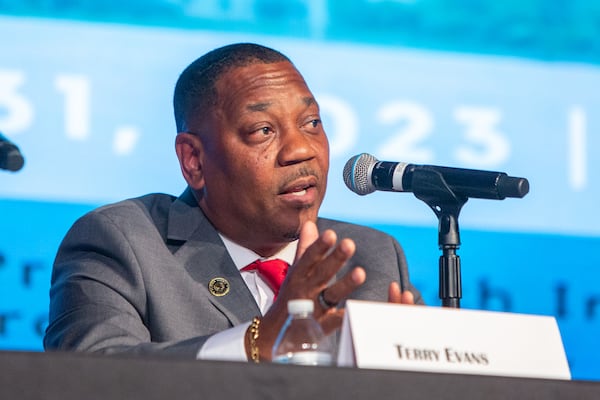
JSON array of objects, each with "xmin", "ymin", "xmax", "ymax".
[{"xmin": 173, "ymin": 43, "xmax": 291, "ymax": 133}]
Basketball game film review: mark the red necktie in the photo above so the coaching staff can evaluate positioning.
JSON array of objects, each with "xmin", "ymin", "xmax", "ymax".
[{"xmin": 242, "ymin": 259, "xmax": 289, "ymax": 298}]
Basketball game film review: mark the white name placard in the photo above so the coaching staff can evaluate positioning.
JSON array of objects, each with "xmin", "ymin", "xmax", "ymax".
[{"xmin": 338, "ymin": 300, "xmax": 570, "ymax": 380}]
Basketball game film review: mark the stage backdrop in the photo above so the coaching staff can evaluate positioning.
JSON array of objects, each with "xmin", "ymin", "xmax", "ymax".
[{"xmin": 0, "ymin": 3, "xmax": 599, "ymax": 380}]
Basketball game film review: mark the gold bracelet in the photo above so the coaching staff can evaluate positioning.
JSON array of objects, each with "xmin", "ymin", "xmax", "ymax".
[{"xmin": 248, "ymin": 316, "xmax": 261, "ymax": 363}]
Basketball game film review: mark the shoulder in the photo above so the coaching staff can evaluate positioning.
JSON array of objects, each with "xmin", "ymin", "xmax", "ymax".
[
  {"xmin": 87, "ymin": 193, "xmax": 177, "ymax": 224},
  {"xmin": 93, "ymin": 193, "xmax": 177, "ymax": 219},
  {"xmin": 71, "ymin": 193, "xmax": 177, "ymax": 238},
  {"xmin": 317, "ymin": 217, "xmax": 393, "ymax": 241},
  {"xmin": 317, "ymin": 216, "xmax": 408, "ymax": 259}
]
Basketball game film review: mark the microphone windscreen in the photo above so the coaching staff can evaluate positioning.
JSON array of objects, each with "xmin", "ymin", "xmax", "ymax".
[{"xmin": 343, "ymin": 153, "xmax": 378, "ymax": 195}]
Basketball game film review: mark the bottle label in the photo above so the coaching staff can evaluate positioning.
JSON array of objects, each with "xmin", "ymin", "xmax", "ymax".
[{"xmin": 273, "ymin": 351, "xmax": 333, "ymax": 366}]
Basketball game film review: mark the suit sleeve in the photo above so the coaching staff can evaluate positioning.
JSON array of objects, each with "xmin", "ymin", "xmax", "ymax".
[
  {"xmin": 391, "ymin": 235, "xmax": 425, "ymax": 305},
  {"xmin": 44, "ymin": 210, "xmax": 210, "ymax": 357}
]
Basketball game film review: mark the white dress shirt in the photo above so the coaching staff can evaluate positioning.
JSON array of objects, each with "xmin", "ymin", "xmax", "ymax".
[{"xmin": 196, "ymin": 235, "xmax": 297, "ymax": 361}]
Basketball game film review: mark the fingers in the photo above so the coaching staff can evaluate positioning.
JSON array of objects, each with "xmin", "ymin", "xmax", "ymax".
[
  {"xmin": 388, "ymin": 281, "xmax": 416, "ymax": 305},
  {"xmin": 320, "ymin": 267, "xmax": 365, "ymax": 308},
  {"xmin": 292, "ymin": 224, "xmax": 355, "ymax": 288},
  {"xmin": 295, "ymin": 223, "xmax": 338, "ymax": 271},
  {"xmin": 310, "ymin": 237, "xmax": 355, "ymax": 284},
  {"xmin": 317, "ymin": 281, "xmax": 417, "ymax": 339},
  {"xmin": 319, "ymin": 308, "xmax": 345, "ymax": 335},
  {"xmin": 263, "ymin": 221, "xmax": 365, "ymax": 348},
  {"xmin": 401, "ymin": 289, "xmax": 415, "ymax": 305},
  {"xmin": 388, "ymin": 281, "xmax": 402, "ymax": 303},
  {"xmin": 317, "ymin": 269, "xmax": 365, "ymax": 333}
]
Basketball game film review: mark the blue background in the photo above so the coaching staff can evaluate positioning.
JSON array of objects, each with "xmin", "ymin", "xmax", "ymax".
[{"xmin": 0, "ymin": 1, "xmax": 598, "ymax": 380}]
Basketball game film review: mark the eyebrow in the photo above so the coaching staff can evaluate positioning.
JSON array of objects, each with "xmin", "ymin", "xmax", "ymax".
[
  {"xmin": 303, "ymin": 97, "xmax": 317, "ymax": 107},
  {"xmin": 245, "ymin": 97, "xmax": 317, "ymax": 112},
  {"xmin": 246, "ymin": 102, "xmax": 271, "ymax": 112}
]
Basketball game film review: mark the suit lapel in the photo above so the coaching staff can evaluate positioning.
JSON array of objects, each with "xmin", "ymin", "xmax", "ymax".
[{"xmin": 167, "ymin": 189, "xmax": 260, "ymax": 326}]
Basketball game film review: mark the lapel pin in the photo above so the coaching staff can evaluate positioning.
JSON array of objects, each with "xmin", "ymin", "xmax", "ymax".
[{"xmin": 209, "ymin": 277, "xmax": 230, "ymax": 297}]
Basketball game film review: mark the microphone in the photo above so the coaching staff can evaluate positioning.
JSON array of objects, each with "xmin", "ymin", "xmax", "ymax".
[
  {"xmin": 343, "ymin": 153, "xmax": 529, "ymax": 200},
  {"xmin": 0, "ymin": 133, "xmax": 25, "ymax": 172}
]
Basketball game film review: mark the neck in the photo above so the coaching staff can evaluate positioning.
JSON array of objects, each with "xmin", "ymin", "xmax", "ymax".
[{"xmin": 239, "ymin": 238, "xmax": 291, "ymax": 258}]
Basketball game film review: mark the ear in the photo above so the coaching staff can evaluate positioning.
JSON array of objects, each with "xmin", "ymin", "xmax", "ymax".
[{"xmin": 175, "ymin": 132, "xmax": 205, "ymax": 190}]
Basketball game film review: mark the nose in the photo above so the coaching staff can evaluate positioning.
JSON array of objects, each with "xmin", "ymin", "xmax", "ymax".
[{"xmin": 277, "ymin": 127, "xmax": 320, "ymax": 166}]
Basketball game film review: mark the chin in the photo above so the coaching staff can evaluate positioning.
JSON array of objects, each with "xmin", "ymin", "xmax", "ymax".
[
  {"xmin": 276, "ymin": 221, "xmax": 304, "ymax": 242},
  {"xmin": 276, "ymin": 209, "xmax": 319, "ymax": 241}
]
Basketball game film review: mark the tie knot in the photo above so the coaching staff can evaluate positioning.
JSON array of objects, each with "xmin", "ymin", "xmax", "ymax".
[{"xmin": 242, "ymin": 259, "xmax": 289, "ymax": 297}]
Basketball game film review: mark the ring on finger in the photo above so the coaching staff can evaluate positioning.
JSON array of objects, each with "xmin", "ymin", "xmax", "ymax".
[{"xmin": 318, "ymin": 289, "xmax": 338, "ymax": 310}]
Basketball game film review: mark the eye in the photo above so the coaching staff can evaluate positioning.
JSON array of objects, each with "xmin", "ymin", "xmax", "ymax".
[
  {"xmin": 258, "ymin": 126, "xmax": 273, "ymax": 135},
  {"xmin": 246, "ymin": 125, "xmax": 275, "ymax": 143},
  {"xmin": 304, "ymin": 119, "xmax": 322, "ymax": 130}
]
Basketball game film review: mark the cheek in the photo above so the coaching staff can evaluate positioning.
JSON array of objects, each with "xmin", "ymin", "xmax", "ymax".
[
  {"xmin": 314, "ymin": 133, "xmax": 329, "ymax": 155},
  {"xmin": 316, "ymin": 138, "xmax": 330, "ymax": 172},
  {"xmin": 230, "ymin": 156, "xmax": 272, "ymax": 193}
]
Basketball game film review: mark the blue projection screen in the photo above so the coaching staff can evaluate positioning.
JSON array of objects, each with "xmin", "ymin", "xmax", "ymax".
[{"xmin": 0, "ymin": 16, "xmax": 598, "ymax": 379}]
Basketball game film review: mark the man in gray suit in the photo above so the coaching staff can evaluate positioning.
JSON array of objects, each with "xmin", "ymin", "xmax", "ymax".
[{"xmin": 44, "ymin": 43, "xmax": 423, "ymax": 362}]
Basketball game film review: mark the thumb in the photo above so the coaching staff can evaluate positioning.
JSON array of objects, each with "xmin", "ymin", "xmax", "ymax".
[{"xmin": 294, "ymin": 220, "xmax": 319, "ymax": 262}]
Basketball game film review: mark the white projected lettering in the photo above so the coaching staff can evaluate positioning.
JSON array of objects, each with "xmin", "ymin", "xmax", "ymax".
[
  {"xmin": 0, "ymin": 18, "xmax": 597, "ymax": 238},
  {"xmin": 453, "ymin": 106, "xmax": 509, "ymax": 168},
  {"xmin": 0, "ymin": 65, "xmax": 594, "ymax": 201},
  {"xmin": 0, "ymin": 70, "xmax": 34, "ymax": 134},
  {"xmin": 568, "ymin": 106, "xmax": 587, "ymax": 191},
  {"xmin": 376, "ymin": 101, "xmax": 434, "ymax": 163},
  {"xmin": 0, "ymin": 68, "xmax": 144, "ymax": 157},
  {"xmin": 54, "ymin": 74, "xmax": 91, "ymax": 140},
  {"xmin": 321, "ymin": 98, "xmax": 510, "ymax": 168}
]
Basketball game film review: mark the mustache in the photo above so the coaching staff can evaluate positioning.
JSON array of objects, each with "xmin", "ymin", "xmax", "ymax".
[
  {"xmin": 278, "ymin": 167, "xmax": 322, "ymax": 191},
  {"xmin": 288, "ymin": 167, "xmax": 319, "ymax": 179}
]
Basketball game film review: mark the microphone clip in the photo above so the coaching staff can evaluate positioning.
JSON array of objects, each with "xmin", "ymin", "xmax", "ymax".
[{"xmin": 411, "ymin": 168, "xmax": 466, "ymax": 309}]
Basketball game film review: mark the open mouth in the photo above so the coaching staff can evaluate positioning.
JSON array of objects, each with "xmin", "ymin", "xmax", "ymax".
[
  {"xmin": 283, "ymin": 183, "xmax": 313, "ymax": 196},
  {"xmin": 279, "ymin": 177, "xmax": 318, "ymax": 198}
]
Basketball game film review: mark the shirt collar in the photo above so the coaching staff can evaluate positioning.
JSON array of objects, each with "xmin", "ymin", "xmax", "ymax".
[{"xmin": 219, "ymin": 234, "xmax": 297, "ymax": 271}]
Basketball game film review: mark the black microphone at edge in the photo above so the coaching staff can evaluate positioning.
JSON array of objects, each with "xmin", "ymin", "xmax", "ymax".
[
  {"xmin": 343, "ymin": 153, "xmax": 529, "ymax": 200},
  {"xmin": 0, "ymin": 132, "xmax": 25, "ymax": 172}
]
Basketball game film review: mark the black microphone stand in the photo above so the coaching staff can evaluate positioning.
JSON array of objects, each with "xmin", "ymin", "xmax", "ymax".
[{"xmin": 411, "ymin": 168, "xmax": 468, "ymax": 308}]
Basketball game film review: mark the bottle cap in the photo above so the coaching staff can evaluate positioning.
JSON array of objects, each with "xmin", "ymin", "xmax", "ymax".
[{"xmin": 287, "ymin": 299, "xmax": 314, "ymax": 314}]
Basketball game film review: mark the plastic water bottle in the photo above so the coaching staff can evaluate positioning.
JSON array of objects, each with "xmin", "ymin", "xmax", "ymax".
[{"xmin": 272, "ymin": 299, "xmax": 334, "ymax": 366}]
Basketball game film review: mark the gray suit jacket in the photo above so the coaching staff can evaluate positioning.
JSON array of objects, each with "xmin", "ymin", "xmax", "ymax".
[{"xmin": 44, "ymin": 188, "xmax": 422, "ymax": 357}]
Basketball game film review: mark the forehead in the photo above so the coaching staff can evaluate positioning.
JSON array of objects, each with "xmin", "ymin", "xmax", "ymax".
[{"xmin": 214, "ymin": 61, "xmax": 314, "ymax": 111}]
